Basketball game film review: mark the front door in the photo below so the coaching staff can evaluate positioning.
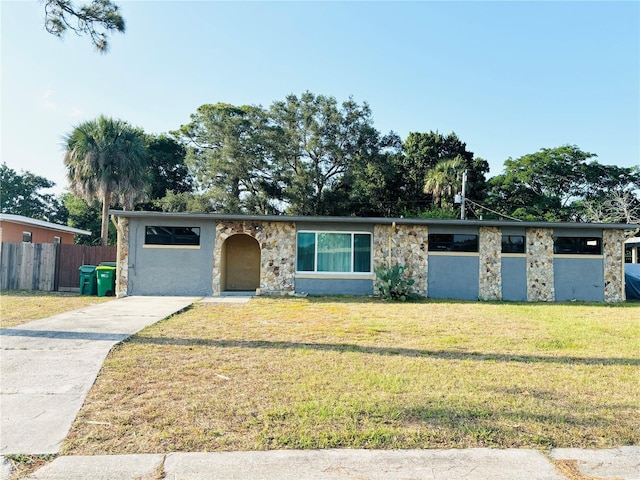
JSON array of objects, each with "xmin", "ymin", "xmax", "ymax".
[{"xmin": 224, "ymin": 234, "xmax": 260, "ymax": 291}]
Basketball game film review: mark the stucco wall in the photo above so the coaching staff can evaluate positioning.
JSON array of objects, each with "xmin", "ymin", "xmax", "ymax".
[
  {"xmin": 295, "ymin": 277, "xmax": 373, "ymax": 296},
  {"xmin": 428, "ymin": 255, "xmax": 479, "ymax": 300},
  {"xmin": 501, "ymin": 257, "xmax": 527, "ymax": 301},
  {"xmin": 128, "ymin": 218, "xmax": 215, "ymax": 296},
  {"xmin": 554, "ymin": 258, "xmax": 604, "ymax": 302}
]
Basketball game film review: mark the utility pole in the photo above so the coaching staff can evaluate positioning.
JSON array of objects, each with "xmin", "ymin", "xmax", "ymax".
[{"xmin": 460, "ymin": 169, "xmax": 467, "ymax": 220}]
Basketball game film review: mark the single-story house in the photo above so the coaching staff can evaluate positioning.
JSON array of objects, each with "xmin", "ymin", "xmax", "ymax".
[
  {"xmin": 109, "ymin": 210, "xmax": 638, "ymax": 303},
  {"xmin": 0, "ymin": 213, "xmax": 91, "ymax": 244}
]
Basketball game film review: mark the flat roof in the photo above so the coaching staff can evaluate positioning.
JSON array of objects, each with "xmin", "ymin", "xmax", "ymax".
[
  {"xmin": 0, "ymin": 213, "xmax": 91, "ymax": 236},
  {"xmin": 109, "ymin": 210, "xmax": 638, "ymax": 231}
]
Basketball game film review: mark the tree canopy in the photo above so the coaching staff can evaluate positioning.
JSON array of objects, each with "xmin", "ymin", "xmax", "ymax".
[
  {"xmin": 4, "ymin": 92, "xmax": 638, "ymax": 237},
  {"xmin": 63, "ymin": 115, "xmax": 147, "ymax": 245},
  {"xmin": 0, "ymin": 163, "xmax": 62, "ymax": 221},
  {"xmin": 485, "ymin": 145, "xmax": 640, "ymax": 222},
  {"xmin": 177, "ymin": 93, "xmax": 385, "ymax": 215}
]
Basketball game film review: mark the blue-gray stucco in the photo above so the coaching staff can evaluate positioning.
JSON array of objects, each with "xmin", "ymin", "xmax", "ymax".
[
  {"xmin": 127, "ymin": 218, "xmax": 215, "ymax": 296},
  {"xmin": 501, "ymin": 256, "xmax": 527, "ymax": 301},
  {"xmin": 428, "ymin": 256, "xmax": 479, "ymax": 300},
  {"xmin": 295, "ymin": 277, "xmax": 374, "ymax": 296},
  {"xmin": 554, "ymin": 257, "xmax": 604, "ymax": 302}
]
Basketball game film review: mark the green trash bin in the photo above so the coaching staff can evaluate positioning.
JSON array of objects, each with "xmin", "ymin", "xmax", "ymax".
[
  {"xmin": 96, "ymin": 265, "xmax": 116, "ymax": 297},
  {"xmin": 79, "ymin": 265, "xmax": 97, "ymax": 296}
]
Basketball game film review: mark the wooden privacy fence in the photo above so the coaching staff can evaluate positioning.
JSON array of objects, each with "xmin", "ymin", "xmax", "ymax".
[
  {"xmin": 55, "ymin": 244, "xmax": 116, "ymax": 291},
  {"xmin": 0, "ymin": 243, "xmax": 116, "ymax": 292},
  {"xmin": 0, "ymin": 243, "xmax": 57, "ymax": 291}
]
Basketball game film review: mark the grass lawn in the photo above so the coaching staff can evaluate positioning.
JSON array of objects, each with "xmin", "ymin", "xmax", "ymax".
[
  {"xmin": 63, "ymin": 297, "xmax": 640, "ymax": 454},
  {"xmin": 0, "ymin": 290, "xmax": 113, "ymax": 328}
]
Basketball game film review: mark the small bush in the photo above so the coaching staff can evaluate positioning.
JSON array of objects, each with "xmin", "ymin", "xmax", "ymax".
[{"xmin": 375, "ymin": 265, "xmax": 420, "ymax": 301}]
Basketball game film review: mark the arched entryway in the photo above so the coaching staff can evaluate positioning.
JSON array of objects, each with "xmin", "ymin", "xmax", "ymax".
[{"xmin": 221, "ymin": 234, "xmax": 261, "ymax": 292}]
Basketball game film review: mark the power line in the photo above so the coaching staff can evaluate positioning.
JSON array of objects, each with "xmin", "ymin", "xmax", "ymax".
[{"xmin": 464, "ymin": 198, "xmax": 522, "ymax": 222}]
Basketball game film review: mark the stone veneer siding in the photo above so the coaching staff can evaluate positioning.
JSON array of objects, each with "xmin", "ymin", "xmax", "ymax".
[
  {"xmin": 260, "ymin": 221, "xmax": 296, "ymax": 295},
  {"xmin": 526, "ymin": 228, "xmax": 555, "ymax": 302},
  {"xmin": 478, "ymin": 226, "xmax": 502, "ymax": 301},
  {"xmin": 115, "ymin": 216, "xmax": 129, "ymax": 297},
  {"xmin": 373, "ymin": 223, "xmax": 428, "ymax": 296},
  {"xmin": 603, "ymin": 229, "xmax": 626, "ymax": 303},
  {"xmin": 212, "ymin": 220, "xmax": 295, "ymax": 296}
]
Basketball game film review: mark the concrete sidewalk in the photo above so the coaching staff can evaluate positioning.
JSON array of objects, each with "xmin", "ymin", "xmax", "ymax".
[
  {"xmin": 1, "ymin": 447, "xmax": 638, "ymax": 479},
  {"xmin": 0, "ymin": 296, "xmax": 197, "ymax": 455}
]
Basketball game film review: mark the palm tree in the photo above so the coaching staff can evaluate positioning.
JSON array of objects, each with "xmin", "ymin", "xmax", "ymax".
[
  {"xmin": 424, "ymin": 155, "xmax": 465, "ymax": 207},
  {"xmin": 63, "ymin": 115, "xmax": 148, "ymax": 246}
]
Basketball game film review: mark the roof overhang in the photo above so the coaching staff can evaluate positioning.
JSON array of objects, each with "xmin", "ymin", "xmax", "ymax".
[
  {"xmin": 109, "ymin": 210, "xmax": 638, "ymax": 231},
  {"xmin": 0, "ymin": 214, "xmax": 91, "ymax": 236}
]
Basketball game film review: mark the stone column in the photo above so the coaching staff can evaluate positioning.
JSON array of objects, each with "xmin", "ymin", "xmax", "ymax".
[
  {"xmin": 373, "ymin": 223, "xmax": 428, "ymax": 296},
  {"xmin": 479, "ymin": 226, "xmax": 502, "ymax": 301},
  {"xmin": 115, "ymin": 216, "xmax": 129, "ymax": 298},
  {"xmin": 212, "ymin": 220, "xmax": 296, "ymax": 296},
  {"xmin": 260, "ymin": 221, "xmax": 296, "ymax": 295},
  {"xmin": 603, "ymin": 229, "xmax": 626, "ymax": 303},
  {"xmin": 526, "ymin": 228, "xmax": 555, "ymax": 302}
]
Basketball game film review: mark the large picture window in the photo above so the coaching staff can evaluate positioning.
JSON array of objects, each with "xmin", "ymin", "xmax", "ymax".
[
  {"xmin": 554, "ymin": 236, "xmax": 601, "ymax": 255},
  {"xmin": 428, "ymin": 234, "xmax": 478, "ymax": 252},
  {"xmin": 145, "ymin": 226, "xmax": 201, "ymax": 246},
  {"xmin": 296, "ymin": 232, "xmax": 372, "ymax": 273}
]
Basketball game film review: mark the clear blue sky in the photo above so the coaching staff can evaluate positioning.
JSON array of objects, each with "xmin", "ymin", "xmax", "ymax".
[{"xmin": 2, "ymin": 1, "xmax": 639, "ymax": 195}]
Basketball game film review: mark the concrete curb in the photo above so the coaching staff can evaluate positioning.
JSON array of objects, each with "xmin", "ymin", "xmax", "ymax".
[{"xmin": 1, "ymin": 447, "xmax": 638, "ymax": 480}]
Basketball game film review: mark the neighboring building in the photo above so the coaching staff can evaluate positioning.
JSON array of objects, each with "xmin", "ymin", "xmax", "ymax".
[
  {"xmin": 110, "ymin": 210, "xmax": 637, "ymax": 303},
  {"xmin": 625, "ymin": 237, "xmax": 640, "ymax": 263},
  {"xmin": 0, "ymin": 214, "xmax": 91, "ymax": 244}
]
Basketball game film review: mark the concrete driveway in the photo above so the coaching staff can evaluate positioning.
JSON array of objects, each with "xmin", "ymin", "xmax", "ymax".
[{"xmin": 0, "ymin": 296, "xmax": 197, "ymax": 455}]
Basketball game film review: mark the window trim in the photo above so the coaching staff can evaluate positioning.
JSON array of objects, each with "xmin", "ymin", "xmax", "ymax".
[
  {"xmin": 553, "ymin": 236, "xmax": 602, "ymax": 256},
  {"xmin": 428, "ymin": 233, "xmax": 479, "ymax": 253},
  {"xmin": 501, "ymin": 235, "xmax": 526, "ymax": 254},
  {"xmin": 296, "ymin": 230, "xmax": 373, "ymax": 275},
  {"xmin": 144, "ymin": 226, "xmax": 201, "ymax": 248}
]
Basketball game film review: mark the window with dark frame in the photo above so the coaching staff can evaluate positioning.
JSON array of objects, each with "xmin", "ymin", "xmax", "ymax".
[
  {"xmin": 502, "ymin": 235, "xmax": 525, "ymax": 254},
  {"xmin": 553, "ymin": 236, "xmax": 602, "ymax": 255},
  {"xmin": 428, "ymin": 234, "xmax": 479, "ymax": 252},
  {"xmin": 144, "ymin": 226, "xmax": 201, "ymax": 246}
]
